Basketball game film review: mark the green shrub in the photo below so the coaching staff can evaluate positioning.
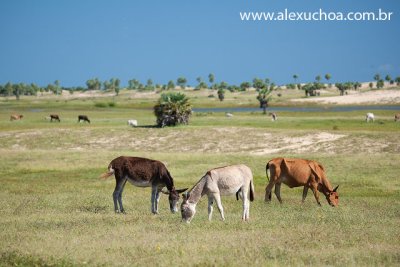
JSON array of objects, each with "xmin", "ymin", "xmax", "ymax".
[
  {"xmin": 94, "ymin": 102, "xmax": 107, "ymax": 108},
  {"xmin": 154, "ymin": 92, "xmax": 192, "ymax": 127}
]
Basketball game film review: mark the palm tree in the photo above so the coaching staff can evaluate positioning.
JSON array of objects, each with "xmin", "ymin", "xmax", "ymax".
[
  {"xmin": 293, "ymin": 74, "xmax": 298, "ymax": 84},
  {"xmin": 324, "ymin": 74, "xmax": 332, "ymax": 88},
  {"xmin": 369, "ymin": 82, "xmax": 374, "ymax": 89},
  {"xmin": 324, "ymin": 74, "xmax": 331, "ymax": 82},
  {"xmin": 54, "ymin": 80, "xmax": 61, "ymax": 95},
  {"xmin": 167, "ymin": 80, "xmax": 175, "ymax": 90},
  {"xmin": 395, "ymin": 76, "xmax": 400, "ymax": 86},
  {"xmin": 377, "ymin": 79, "xmax": 385, "ymax": 89},
  {"xmin": 253, "ymin": 78, "xmax": 265, "ymax": 91},
  {"xmin": 154, "ymin": 92, "xmax": 192, "ymax": 127},
  {"xmin": 208, "ymin": 73, "xmax": 215, "ymax": 86},
  {"xmin": 240, "ymin": 82, "xmax": 251, "ymax": 91},
  {"xmin": 256, "ymin": 88, "xmax": 273, "ymax": 114},
  {"xmin": 177, "ymin": 77, "xmax": 187, "ymax": 89},
  {"xmin": 217, "ymin": 88, "xmax": 225, "ymax": 101}
]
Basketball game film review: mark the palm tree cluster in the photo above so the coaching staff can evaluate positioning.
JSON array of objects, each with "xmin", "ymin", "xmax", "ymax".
[{"xmin": 154, "ymin": 92, "xmax": 192, "ymax": 127}]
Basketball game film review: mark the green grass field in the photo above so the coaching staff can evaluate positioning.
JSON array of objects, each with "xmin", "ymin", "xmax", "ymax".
[{"xmin": 0, "ymin": 91, "xmax": 399, "ymax": 266}]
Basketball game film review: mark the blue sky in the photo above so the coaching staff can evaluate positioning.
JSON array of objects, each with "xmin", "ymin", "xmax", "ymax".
[{"xmin": 0, "ymin": 0, "xmax": 399, "ymax": 87}]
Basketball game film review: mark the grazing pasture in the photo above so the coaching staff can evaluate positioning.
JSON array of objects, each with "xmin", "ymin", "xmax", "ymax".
[{"xmin": 0, "ymin": 94, "xmax": 399, "ymax": 266}]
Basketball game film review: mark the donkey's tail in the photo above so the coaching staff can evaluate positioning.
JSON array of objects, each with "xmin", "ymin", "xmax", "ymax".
[
  {"xmin": 266, "ymin": 161, "xmax": 270, "ymax": 181},
  {"xmin": 99, "ymin": 164, "xmax": 114, "ymax": 180},
  {"xmin": 249, "ymin": 179, "xmax": 255, "ymax": 202}
]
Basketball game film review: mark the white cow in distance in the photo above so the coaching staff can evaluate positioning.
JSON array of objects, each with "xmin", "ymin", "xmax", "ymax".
[
  {"xmin": 127, "ymin": 119, "xmax": 138, "ymax": 127},
  {"xmin": 365, "ymin": 113, "xmax": 374, "ymax": 122}
]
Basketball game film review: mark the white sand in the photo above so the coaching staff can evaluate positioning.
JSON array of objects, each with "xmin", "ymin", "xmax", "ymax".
[{"xmin": 291, "ymin": 89, "xmax": 400, "ymax": 105}]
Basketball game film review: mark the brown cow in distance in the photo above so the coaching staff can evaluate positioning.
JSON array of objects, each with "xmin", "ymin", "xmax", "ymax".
[
  {"xmin": 395, "ymin": 113, "xmax": 400, "ymax": 122},
  {"xmin": 265, "ymin": 158, "xmax": 339, "ymax": 207},
  {"xmin": 10, "ymin": 114, "xmax": 23, "ymax": 121},
  {"xmin": 50, "ymin": 114, "xmax": 60, "ymax": 122},
  {"xmin": 78, "ymin": 115, "xmax": 90, "ymax": 123}
]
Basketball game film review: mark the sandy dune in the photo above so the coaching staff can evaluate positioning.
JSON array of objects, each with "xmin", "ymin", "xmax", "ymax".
[{"xmin": 291, "ymin": 89, "xmax": 400, "ymax": 105}]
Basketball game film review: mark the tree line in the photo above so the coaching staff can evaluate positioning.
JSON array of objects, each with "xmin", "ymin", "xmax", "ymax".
[{"xmin": 1, "ymin": 73, "xmax": 399, "ymax": 100}]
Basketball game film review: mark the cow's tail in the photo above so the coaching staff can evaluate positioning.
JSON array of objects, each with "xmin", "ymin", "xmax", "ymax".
[
  {"xmin": 266, "ymin": 161, "xmax": 270, "ymax": 181},
  {"xmin": 99, "ymin": 163, "xmax": 114, "ymax": 180},
  {"xmin": 249, "ymin": 179, "xmax": 255, "ymax": 202}
]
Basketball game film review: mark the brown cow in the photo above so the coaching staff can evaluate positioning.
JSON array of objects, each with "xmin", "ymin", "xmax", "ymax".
[
  {"xmin": 99, "ymin": 156, "xmax": 187, "ymax": 214},
  {"xmin": 50, "ymin": 114, "xmax": 60, "ymax": 122},
  {"xmin": 10, "ymin": 114, "xmax": 23, "ymax": 121},
  {"xmin": 265, "ymin": 158, "xmax": 339, "ymax": 207},
  {"xmin": 78, "ymin": 115, "xmax": 90, "ymax": 123},
  {"xmin": 395, "ymin": 113, "xmax": 400, "ymax": 122}
]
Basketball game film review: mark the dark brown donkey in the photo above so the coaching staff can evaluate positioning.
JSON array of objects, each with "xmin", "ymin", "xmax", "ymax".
[{"xmin": 100, "ymin": 156, "xmax": 187, "ymax": 214}]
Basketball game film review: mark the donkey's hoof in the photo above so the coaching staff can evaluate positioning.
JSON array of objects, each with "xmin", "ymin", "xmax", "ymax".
[{"xmin": 115, "ymin": 210, "xmax": 126, "ymax": 214}]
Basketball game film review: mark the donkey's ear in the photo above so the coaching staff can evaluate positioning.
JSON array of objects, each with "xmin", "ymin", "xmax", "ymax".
[
  {"xmin": 176, "ymin": 188, "xmax": 188, "ymax": 194},
  {"xmin": 333, "ymin": 185, "xmax": 339, "ymax": 192}
]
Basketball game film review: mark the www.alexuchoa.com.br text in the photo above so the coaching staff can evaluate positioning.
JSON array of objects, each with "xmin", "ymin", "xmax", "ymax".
[{"xmin": 240, "ymin": 8, "xmax": 393, "ymax": 22}]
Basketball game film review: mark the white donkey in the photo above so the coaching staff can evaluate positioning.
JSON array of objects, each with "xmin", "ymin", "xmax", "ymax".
[{"xmin": 180, "ymin": 164, "xmax": 255, "ymax": 223}]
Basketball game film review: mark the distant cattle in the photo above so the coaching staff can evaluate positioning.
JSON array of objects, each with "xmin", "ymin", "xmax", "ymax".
[
  {"xmin": 395, "ymin": 113, "xmax": 400, "ymax": 122},
  {"xmin": 365, "ymin": 113, "xmax": 374, "ymax": 122},
  {"xmin": 78, "ymin": 115, "xmax": 90, "ymax": 123},
  {"xmin": 10, "ymin": 114, "xmax": 23, "ymax": 121},
  {"xmin": 265, "ymin": 158, "xmax": 339, "ymax": 207},
  {"xmin": 269, "ymin": 112, "xmax": 277, "ymax": 121},
  {"xmin": 50, "ymin": 114, "xmax": 60, "ymax": 122},
  {"xmin": 127, "ymin": 119, "xmax": 138, "ymax": 127},
  {"xmin": 225, "ymin": 113, "xmax": 233, "ymax": 118}
]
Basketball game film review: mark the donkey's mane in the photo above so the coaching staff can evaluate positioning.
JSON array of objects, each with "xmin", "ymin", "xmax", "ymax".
[{"xmin": 187, "ymin": 174, "xmax": 208, "ymax": 203}]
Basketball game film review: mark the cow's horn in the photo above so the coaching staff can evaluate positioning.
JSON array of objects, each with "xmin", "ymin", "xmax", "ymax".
[{"xmin": 333, "ymin": 185, "xmax": 339, "ymax": 192}]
